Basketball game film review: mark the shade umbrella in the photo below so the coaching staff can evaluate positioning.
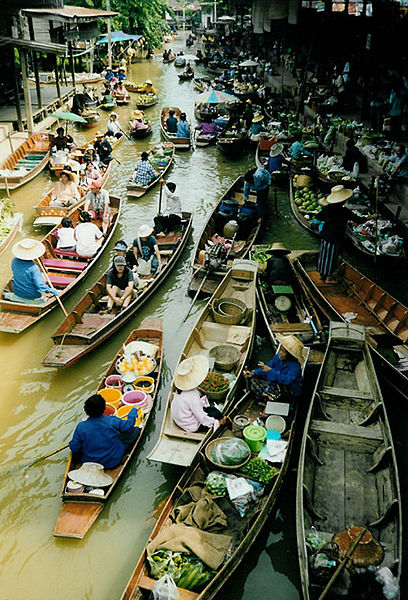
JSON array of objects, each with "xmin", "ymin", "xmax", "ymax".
[
  {"xmin": 51, "ymin": 111, "xmax": 87, "ymax": 123},
  {"xmin": 194, "ymin": 89, "xmax": 239, "ymax": 104},
  {"xmin": 239, "ymin": 59, "xmax": 259, "ymax": 67},
  {"xmin": 217, "ymin": 15, "xmax": 235, "ymax": 21}
]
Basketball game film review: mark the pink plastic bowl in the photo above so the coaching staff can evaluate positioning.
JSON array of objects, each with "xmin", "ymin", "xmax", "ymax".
[
  {"xmin": 105, "ymin": 374, "xmax": 124, "ymax": 391},
  {"xmin": 121, "ymin": 390, "xmax": 147, "ymax": 407}
]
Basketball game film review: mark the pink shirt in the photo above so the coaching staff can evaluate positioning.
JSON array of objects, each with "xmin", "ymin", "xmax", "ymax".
[{"xmin": 171, "ymin": 388, "xmax": 218, "ymax": 433}]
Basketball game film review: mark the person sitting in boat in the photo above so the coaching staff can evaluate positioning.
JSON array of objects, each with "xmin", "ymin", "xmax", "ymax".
[
  {"xmin": 130, "ymin": 110, "xmax": 148, "ymax": 134},
  {"xmin": 105, "ymin": 112, "xmax": 123, "ymax": 139},
  {"xmin": 166, "ymin": 109, "xmax": 178, "ymax": 134},
  {"xmin": 69, "ymin": 393, "xmax": 140, "ymax": 469},
  {"xmin": 50, "ymin": 170, "xmax": 80, "ymax": 208},
  {"xmin": 74, "ymin": 211, "xmax": 103, "ymax": 257},
  {"xmin": 138, "ymin": 79, "xmax": 157, "ymax": 96},
  {"xmin": 267, "ymin": 143, "xmax": 289, "ymax": 174},
  {"xmin": 133, "ymin": 224, "xmax": 162, "ymax": 274},
  {"xmin": 249, "ymin": 114, "xmax": 266, "ymax": 142},
  {"xmin": 171, "ymin": 356, "xmax": 226, "ymax": 433},
  {"xmin": 103, "ymin": 255, "xmax": 135, "ymax": 313},
  {"xmin": 290, "ymin": 132, "xmax": 313, "ymax": 160},
  {"xmin": 52, "ymin": 127, "xmax": 74, "ymax": 152},
  {"xmin": 84, "ymin": 179, "xmax": 111, "ymax": 236},
  {"xmin": 83, "ymin": 161, "xmax": 101, "ymax": 184},
  {"xmin": 185, "ymin": 63, "xmax": 194, "ymax": 75},
  {"xmin": 54, "ymin": 217, "xmax": 76, "ymax": 252},
  {"xmin": 196, "ymin": 50, "xmax": 203, "ymax": 61},
  {"xmin": 154, "ymin": 178, "xmax": 182, "ymax": 236},
  {"xmin": 104, "ymin": 68, "xmax": 114, "ymax": 83},
  {"xmin": 195, "ymin": 115, "xmax": 217, "ymax": 139},
  {"xmin": 132, "ymin": 151, "xmax": 157, "ymax": 186},
  {"xmin": 244, "ymin": 334, "xmax": 303, "ymax": 401},
  {"xmin": 93, "ymin": 132, "xmax": 113, "ymax": 167},
  {"xmin": 243, "ymin": 166, "xmax": 271, "ymax": 219},
  {"xmin": 4, "ymin": 238, "xmax": 59, "ymax": 304},
  {"xmin": 264, "ymin": 243, "xmax": 292, "ymax": 286},
  {"xmin": 177, "ymin": 113, "xmax": 190, "ymax": 138},
  {"xmin": 112, "ymin": 240, "xmax": 140, "ymax": 284},
  {"xmin": 117, "ymin": 67, "xmax": 127, "ymax": 83},
  {"xmin": 113, "ymin": 82, "xmax": 129, "ymax": 102}
]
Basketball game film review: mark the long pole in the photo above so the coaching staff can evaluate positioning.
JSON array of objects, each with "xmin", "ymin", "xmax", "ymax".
[
  {"xmin": 183, "ymin": 269, "xmax": 210, "ymax": 322},
  {"xmin": 158, "ymin": 181, "xmax": 163, "ymax": 215},
  {"xmin": 35, "ymin": 259, "xmax": 68, "ymax": 317},
  {"xmin": 373, "ymin": 176, "xmax": 379, "ymax": 278},
  {"xmin": 24, "ymin": 444, "xmax": 69, "ymax": 469},
  {"xmin": 107, "ymin": 0, "xmax": 112, "ymax": 70}
]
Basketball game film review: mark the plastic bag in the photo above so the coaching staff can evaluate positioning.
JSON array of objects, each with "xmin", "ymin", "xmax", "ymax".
[
  {"xmin": 226, "ymin": 476, "xmax": 264, "ymax": 517},
  {"xmin": 137, "ymin": 256, "xmax": 152, "ymax": 275},
  {"xmin": 372, "ymin": 566, "xmax": 399, "ymax": 600},
  {"xmin": 306, "ymin": 527, "xmax": 328, "ymax": 552},
  {"xmin": 205, "ymin": 471, "xmax": 227, "ymax": 496},
  {"xmin": 211, "ymin": 438, "xmax": 251, "ymax": 466},
  {"xmin": 148, "ymin": 550, "xmax": 180, "ymax": 581},
  {"xmin": 152, "ymin": 575, "xmax": 180, "ymax": 600}
]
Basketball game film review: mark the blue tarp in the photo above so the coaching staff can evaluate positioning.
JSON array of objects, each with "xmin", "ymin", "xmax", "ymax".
[{"xmin": 97, "ymin": 31, "xmax": 143, "ymax": 44}]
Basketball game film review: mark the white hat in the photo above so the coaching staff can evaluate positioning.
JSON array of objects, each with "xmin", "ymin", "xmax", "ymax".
[
  {"xmin": 269, "ymin": 143, "xmax": 284, "ymax": 157},
  {"xmin": 68, "ymin": 462, "xmax": 113, "ymax": 487},
  {"xmin": 138, "ymin": 224, "xmax": 154, "ymax": 238},
  {"xmin": 326, "ymin": 185, "xmax": 353, "ymax": 204},
  {"xmin": 109, "ymin": 112, "xmax": 118, "ymax": 118},
  {"xmin": 12, "ymin": 238, "xmax": 46, "ymax": 261},
  {"xmin": 174, "ymin": 355, "xmax": 209, "ymax": 391}
]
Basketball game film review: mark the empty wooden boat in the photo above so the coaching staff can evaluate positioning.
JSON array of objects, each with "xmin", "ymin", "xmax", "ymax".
[
  {"xmin": 126, "ymin": 143, "xmax": 175, "ymax": 199},
  {"xmin": 188, "ymin": 176, "xmax": 261, "ymax": 298},
  {"xmin": 0, "ymin": 133, "xmax": 51, "ymax": 191},
  {"xmin": 0, "ymin": 196, "xmax": 121, "ymax": 334},
  {"xmin": 160, "ymin": 107, "xmax": 191, "ymax": 150},
  {"xmin": 216, "ymin": 131, "xmax": 248, "ymax": 157},
  {"xmin": 54, "ymin": 319, "xmax": 163, "ymax": 539},
  {"xmin": 148, "ymin": 259, "xmax": 257, "ymax": 467},
  {"xmin": 42, "ymin": 212, "xmax": 193, "ymax": 368},
  {"xmin": 296, "ymin": 321, "xmax": 401, "ymax": 600}
]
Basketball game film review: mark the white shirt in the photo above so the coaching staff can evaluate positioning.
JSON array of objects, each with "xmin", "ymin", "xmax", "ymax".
[
  {"xmin": 107, "ymin": 120, "xmax": 121, "ymax": 135},
  {"xmin": 74, "ymin": 222, "xmax": 102, "ymax": 257},
  {"xmin": 162, "ymin": 186, "xmax": 182, "ymax": 217},
  {"xmin": 56, "ymin": 227, "xmax": 76, "ymax": 249}
]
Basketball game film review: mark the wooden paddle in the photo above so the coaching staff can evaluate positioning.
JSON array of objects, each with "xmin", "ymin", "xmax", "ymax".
[
  {"xmin": 35, "ymin": 259, "xmax": 68, "ymax": 317},
  {"xmin": 119, "ymin": 126, "xmax": 131, "ymax": 141},
  {"xmin": 2, "ymin": 443, "xmax": 69, "ymax": 477}
]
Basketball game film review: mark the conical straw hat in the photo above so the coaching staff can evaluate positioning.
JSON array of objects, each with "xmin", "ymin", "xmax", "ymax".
[
  {"xmin": 275, "ymin": 333, "xmax": 305, "ymax": 365},
  {"xmin": 326, "ymin": 185, "xmax": 353, "ymax": 204},
  {"xmin": 12, "ymin": 238, "xmax": 46, "ymax": 261},
  {"xmin": 68, "ymin": 462, "xmax": 113, "ymax": 487},
  {"xmin": 174, "ymin": 355, "xmax": 209, "ymax": 391}
]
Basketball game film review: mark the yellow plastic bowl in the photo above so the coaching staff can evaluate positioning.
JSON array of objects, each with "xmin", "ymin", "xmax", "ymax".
[
  {"xmin": 134, "ymin": 376, "xmax": 155, "ymax": 395},
  {"xmin": 99, "ymin": 387, "xmax": 122, "ymax": 409}
]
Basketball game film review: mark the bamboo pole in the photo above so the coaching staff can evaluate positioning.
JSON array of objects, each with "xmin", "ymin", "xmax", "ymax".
[{"xmin": 35, "ymin": 259, "xmax": 68, "ymax": 317}]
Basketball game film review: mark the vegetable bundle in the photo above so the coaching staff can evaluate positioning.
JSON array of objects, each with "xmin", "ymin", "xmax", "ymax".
[
  {"xmin": 199, "ymin": 373, "xmax": 229, "ymax": 394},
  {"xmin": 148, "ymin": 550, "xmax": 216, "ymax": 591},
  {"xmin": 240, "ymin": 458, "xmax": 279, "ymax": 485}
]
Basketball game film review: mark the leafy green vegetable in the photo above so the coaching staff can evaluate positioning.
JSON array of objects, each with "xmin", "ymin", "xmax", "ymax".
[
  {"xmin": 148, "ymin": 550, "xmax": 216, "ymax": 591},
  {"xmin": 240, "ymin": 458, "xmax": 279, "ymax": 485}
]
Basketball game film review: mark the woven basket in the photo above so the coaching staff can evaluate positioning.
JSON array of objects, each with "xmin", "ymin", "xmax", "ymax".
[
  {"xmin": 211, "ymin": 297, "xmax": 247, "ymax": 325},
  {"xmin": 209, "ymin": 344, "xmax": 240, "ymax": 372},
  {"xmin": 205, "ymin": 437, "xmax": 251, "ymax": 470},
  {"xmin": 198, "ymin": 383, "xmax": 229, "ymax": 401}
]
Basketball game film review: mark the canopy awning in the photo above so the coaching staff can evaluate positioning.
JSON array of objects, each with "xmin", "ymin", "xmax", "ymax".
[{"xmin": 97, "ymin": 31, "xmax": 143, "ymax": 44}]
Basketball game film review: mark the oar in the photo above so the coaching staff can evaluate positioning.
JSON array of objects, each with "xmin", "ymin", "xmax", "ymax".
[
  {"xmin": 111, "ymin": 155, "xmax": 121, "ymax": 166},
  {"xmin": 119, "ymin": 126, "xmax": 131, "ymax": 141},
  {"xmin": 182, "ymin": 268, "xmax": 210, "ymax": 323},
  {"xmin": 158, "ymin": 180, "xmax": 163, "ymax": 215},
  {"xmin": 35, "ymin": 259, "xmax": 68, "ymax": 317},
  {"xmin": 2, "ymin": 443, "xmax": 69, "ymax": 477}
]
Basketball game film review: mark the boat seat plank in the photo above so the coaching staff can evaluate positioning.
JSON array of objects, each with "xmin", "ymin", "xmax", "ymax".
[
  {"xmin": 269, "ymin": 322, "xmax": 312, "ymax": 332},
  {"xmin": 48, "ymin": 274, "xmax": 77, "ymax": 288},
  {"xmin": 310, "ymin": 419, "xmax": 383, "ymax": 441},
  {"xmin": 42, "ymin": 344, "xmax": 90, "ymax": 367},
  {"xmin": 42, "ymin": 258, "xmax": 88, "ymax": 272},
  {"xmin": 54, "ymin": 248, "xmax": 92, "ymax": 260},
  {"xmin": 54, "ymin": 502, "xmax": 103, "ymax": 539},
  {"xmin": 139, "ymin": 575, "xmax": 199, "ymax": 600},
  {"xmin": 320, "ymin": 386, "xmax": 373, "ymax": 400},
  {"xmin": 163, "ymin": 415, "xmax": 205, "ymax": 442}
]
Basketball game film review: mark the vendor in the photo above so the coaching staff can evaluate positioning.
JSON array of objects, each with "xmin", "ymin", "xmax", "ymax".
[
  {"xmin": 244, "ymin": 334, "xmax": 303, "ymax": 400},
  {"xmin": 133, "ymin": 224, "xmax": 162, "ymax": 274},
  {"xmin": 84, "ymin": 179, "xmax": 111, "ymax": 235},
  {"xmin": 139, "ymin": 79, "xmax": 157, "ymax": 95},
  {"xmin": 106, "ymin": 112, "xmax": 123, "ymax": 139},
  {"xmin": 69, "ymin": 394, "xmax": 140, "ymax": 469},
  {"xmin": 5, "ymin": 238, "xmax": 58, "ymax": 304},
  {"xmin": 264, "ymin": 243, "xmax": 292, "ymax": 286},
  {"xmin": 290, "ymin": 132, "xmax": 313, "ymax": 160},
  {"xmin": 243, "ymin": 166, "xmax": 271, "ymax": 219},
  {"xmin": 171, "ymin": 356, "xmax": 226, "ymax": 432},
  {"xmin": 267, "ymin": 143, "xmax": 289, "ymax": 173},
  {"xmin": 104, "ymin": 255, "xmax": 135, "ymax": 313},
  {"xmin": 132, "ymin": 151, "xmax": 157, "ymax": 186},
  {"xmin": 342, "ymin": 139, "xmax": 366, "ymax": 178},
  {"xmin": 130, "ymin": 110, "xmax": 148, "ymax": 134},
  {"xmin": 50, "ymin": 170, "xmax": 80, "ymax": 208},
  {"xmin": 112, "ymin": 82, "xmax": 129, "ymax": 102},
  {"xmin": 154, "ymin": 178, "xmax": 182, "ymax": 236},
  {"xmin": 249, "ymin": 114, "xmax": 265, "ymax": 141},
  {"xmin": 195, "ymin": 114, "xmax": 217, "ymax": 138}
]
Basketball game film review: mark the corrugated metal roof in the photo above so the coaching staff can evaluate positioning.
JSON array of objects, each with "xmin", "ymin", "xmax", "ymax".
[{"xmin": 22, "ymin": 6, "xmax": 118, "ymax": 20}]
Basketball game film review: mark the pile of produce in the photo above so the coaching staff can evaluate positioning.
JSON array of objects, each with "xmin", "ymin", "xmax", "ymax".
[
  {"xmin": 117, "ymin": 354, "xmax": 155, "ymax": 376},
  {"xmin": 211, "ymin": 438, "xmax": 251, "ymax": 467},
  {"xmin": 316, "ymin": 154, "xmax": 348, "ymax": 179},
  {"xmin": 205, "ymin": 471, "xmax": 227, "ymax": 496},
  {"xmin": 252, "ymin": 246, "xmax": 273, "ymax": 265},
  {"xmin": 240, "ymin": 458, "xmax": 279, "ymax": 485},
  {"xmin": 293, "ymin": 179, "xmax": 324, "ymax": 213},
  {"xmin": 199, "ymin": 372, "xmax": 229, "ymax": 395},
  {"xmin": 136, "ymin": 93, "xmax": 158, "ymax": 105},
  {"xmin": 148, "ymin": 550, "xmax": 216, "ymax": 591}
]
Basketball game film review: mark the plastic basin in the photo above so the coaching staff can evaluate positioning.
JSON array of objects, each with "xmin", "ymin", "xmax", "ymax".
[
  {"xmin": 105, "ymin": 374, "xmax": 124, "ymax": 392},
  {"xmin": 243, "ymin": 425, "xmax": 267, "ymax": 453},
  {"xmin": 99, "ymin": 387, "xmax": 122, "ymax": 409},
  {"xmin": 104, "ymin": 403, "xmax": 117, "ymax": 417},
  {"xmin": 134, "ymin": 376, "xmax": 155, "ymax": 395},
  {"xmin": 122, "ymin": 390, "xmax": 147, "ymax": 407}
]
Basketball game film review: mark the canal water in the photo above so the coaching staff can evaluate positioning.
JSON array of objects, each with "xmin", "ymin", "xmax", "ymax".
[{"xmin": 0, "ymin": 32, "xmax": 406, "ymax": 599}]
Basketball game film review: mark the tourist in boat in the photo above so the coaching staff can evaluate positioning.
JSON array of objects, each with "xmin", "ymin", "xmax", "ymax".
[
  {"xmin": 264, "ymin": 243, "xmax": 292, "ymax": 286},
  {"xmin": 176, "ymin": 112, "xmax": 190, "ymax": 138},
  {"xmin": 112, "ymin": 240, "xmax": 140, "ymax": 279},
  {"xmin": 171, "ymin": 356, "xmax": 226, "ymax": 432},
  {"xmin": 113, "ymin": 81, "xmax": 130, "ymax": 102},
  {"xmin": 105, "ymin": 112, "xmax": 123, "ymax": 139},
  {"xmin": 103, "ymin": 255, "xmax": 135, "ymax": 313},
  {"xmin": 138, "ymin": 79, "xmax": 157, "ymax": 95},
  {"xmin": 49, "ymin": 170, "xmax": 80, "ymax": 208},
  {"xmin": 69, "ymin": 394, "xmax": 140, "ymax": 469},
  {"xmin": 243, "ymin": 166, "xmax": 271, "ymax": 219},
  {"xmin": 267, "ymin": 144, "xmax": 289, "ymax": 173},
  {"xmin": 163, "ymin": 49, "xmax": 169, "ymax": 61},
  {"xmin": 289, "ymin": 132, "xmax": 313, "ymax": 160},
  {"xmin": 4, "ymin": 238, "xmax": 58, "ymax": 304},
  {"xmin": 155, "ymin": 179, "xmax": 182, "ymax": 236},
  {"xmin": 51, "ymin": 127, "xmax": 74, "ymax": 152},
  {"xmin": 133, "ymin": 224, "xmax": 162, "ymax": 274},
  {"xmin": 129, "ymin": 110, "xmax": 148, "ymax": 134},
  {"xmin": 166, "ymin": 109, "xmax": 178, "ymax": 134},
  {"xmin": 84, "ymin": 179, "xmax": 111, "ymax": 235},
  {"xmin": 93, "ymin": 132, "xmax": 113, "ymax": 166},
  {"xmin": 83, "ymin": 145, "xmax": 100, "ymax": 169},
  {"xmin": 74, "ymin": 211, "xmax": 103, "ymax": 257},
  {"xmin": 132, "ymin": 151, "xmax": 157, "ymax": 186},
  {"xmin": 195, "ymin": 114, "xmax": 217, "ymax": 139},
  {"xmin": 243, "ymin": 334, "xmax": 303, "ymax": 401},
  {"xmin": 54, "ymin": 217, "xmax": 76, "ymax": 251}
]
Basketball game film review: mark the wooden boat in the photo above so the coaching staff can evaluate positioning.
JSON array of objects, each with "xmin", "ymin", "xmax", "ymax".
[
  {"xmin": 188, "ymin": 176, "xmax": 261, "ymax": 298},
  {"xmin": 49, "ymin": 134, "xmax": 122, "ymax": 179},
  {"xmin": 126, "ymin": 143, "xmax": 175, "ymax": 199},
  {"xmin": 34, "ymin": 162, "xmax": 112, "ymax": 227},
  {"xmin": 79, "ymin": 109, "xmax": 100, "ymax": 127},
  {"xmin": 148, "ymin": 259, "xmax": 257, "ymax": 466},
  {"xmin": 0, "ymin": 196, "xmax": 121, "ymax": 334},
  {"xmin": 195, "ymin": 131, "xmax": 217, "ymax": 148},
  {"xmin": 42, "ymin": 212, "xmax": 193, "ymax": 368},
  {"xmin": 115, "ymin": 95, "xmax": 131, "ymax": 106},
  {"xmin": 136, "ymin": 94, "xmax": 159, "ymax": 109},
  {"xmin": 216, "ymin": 131, "xmax": 249, "ymax": 157},
  {"xmin": 129, "ymin": 122, "xmax": 152, "ymax": 139},
  {"xmin": 0, "ymin": 133, "xmax": 51, "ymax": 191},
  {"xmin": 174, "ymin": 56, "xmax": 186, "ymax": 68},
  {"xmin": 121, "ymin": 381, "xmax": 299, "ymax": 600},
  {"xmin": 296, "ymin": 321, "xmax": 401, "ymax": 600},
  {"xmin": 163, "ymin": 54, "xmax": 175, "ymax": 64},
  {"xmin": 0, "ymin": 211, "xmax": 23, "ymax": 255},
  {"xmin": 193, "ymin": 78, "xmax": 211, "ymax": 92},
  {"xmin": 178, "ymin": 70, "xmax": 194, "ymax": 81},
  {"xmin": 54, "ymin": 319, "xmax": 163, "ymax": 539},
  {"xmin": 160, "ymin": 107, "xmax": 191, "ymax": 150}
]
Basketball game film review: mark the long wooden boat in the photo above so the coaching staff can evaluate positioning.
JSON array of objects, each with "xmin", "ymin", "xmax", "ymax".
[
  {"xmin": 42, "ymin": 212, "xmax": 193, "ymax": 368},
  {"xmin": 148, "ymin": 259, "xmax": 257, "ymax": 466},
  {"xmin": 160, "ymin": 107, "xmax": 191, "ymax": 150},
  {"xmin": 54, "ymin": 319, "xmax": 163, "ymax": 539},
  {"xmin": 0, "ymin": 195, "xmax": 121, "ymax": 334},
  {"xmin": 0, "ymin": 133, "xmax": 51, "ymax": 191},
  {"xmin": 0, "ymin": 211, "xmax": 23, "ymax": 255},
  {"xmin": 33, "ymin": 161, "xmax": 112, "ymax": 227},
  {"xmin": 293, "ymin": 250, "xmax": 408, "ymax": 398},
  {"xmin": 162, "ymin": 54, "xmax": 175, "ymax": 64},
  {"xmin": 296, "ymin": 321, "xmax": 401, "ymax": 600},
  {"xmin": 216, "ymin": 131, "xmax": 248, "ymax": 157},
  {"xmin": 129, "ymin": 122, "xmax": 152, "ymax": 139},
  {"xmin": 188, "ymin": 176, "xmax": 261, "ymax": 298},
  {"xmin": 136, "ymin": 94, "xmax": 159, "ymax": 109},
  {"xmin": 178, "ymin": 70, "xmax": 194, "ymax": 81},
  {"xmin": 126, "ymin": 143, "xmax": 175, "ymax": 199},
  {"xmin": 121, "ymin": 379, "xmax": 299, "ymax": 600}
]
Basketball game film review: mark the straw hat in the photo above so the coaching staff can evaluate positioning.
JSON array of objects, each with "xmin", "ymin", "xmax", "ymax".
[
  {"xmin": 275, "ymin": 333, "xmax": 305, "ymax": 365},
  {"xmin": 95, "ymin": 131, "xmax": 104, "ymax": 138},
  {"xmin": 332, "ymin": 526, "xmax": 384, "ymax": 568},
  {"xmin": 109, "ymin": 112, "xmax": 118, "ymax": 118},
  {"xmin": 265, "ymin": 242, "xmax": 290, "ymax": 256},
  {"xmin": 318, "ymin": 196, "xmax": 328, "ymax": 207},
  {"xmin": 60, "ymin": 169, "xmax": 75, "ymax": 181},
  {"xmin": 174, "ymin": 355, "xmax": 209, "ymax": 391},
  {"xmin": 269, "ymin": 143, "xmax": 284, "ymax": 157},
  {"xmin": 138, "ymin": 224, "xmax": 154, "ymax": 238},
  {"xmin": 326, "ymin": 185, "xmax": 353, "ymax": 204},
  {"xmin": 131, "ymin": 110, "xmax": 143, "ymax": 119},
  {"xmin": 12, "ymin": 238, "xmax": 46, "ymax": 261},
  {"xmin": 68, "ymin": 462, "xmax": 113, "ymax": 487},
  {"xmin": 252, "ymin": 114, "xmax": 264, "ymax": 123},
  {"xmin": 145, "ymin": 79, "xmax": 153, "ymax": 85}
]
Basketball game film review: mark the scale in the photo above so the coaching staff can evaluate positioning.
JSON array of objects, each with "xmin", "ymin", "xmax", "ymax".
[{"xmin": 271, "ymin": 285, "xmax": 294, "ymax": 313}]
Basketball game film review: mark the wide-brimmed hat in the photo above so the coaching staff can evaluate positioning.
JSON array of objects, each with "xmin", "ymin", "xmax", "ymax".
[
  {"xmin": 131, "ymin": 110, "xmax": 143, "ymax": 119},
  {"xmin": 60, "ymin": 169, "xmax": 75, "ymax": 181},
  {"xmin": 326, "ymin": 185, "xmax": 353, "ymax": 204},
  {"xmin": 70, "ymin": 149, "xmax": 83, "ymax": 158},
  {"xmin": 174, "ymin": 355, "xmax": 209, "ymax": 391},
  {"xmin": 138, "ymin": 224, "xmax": 154, "ymax": 238},
  {"xmin": 68, "ymin": 462, "xmax": 113, "ymax": 487},
  {"xmin": 95, "ymin": 131, "xmax": 104, "ymax": 138},
  {"xmin": 109, "ymin": 112, "xmax": 118, "ymax": 118},
  {"xmin": 89, "ymin": 179, "xmax": 103, "ymax": 190},
  {"xmin": 252, "ymin": 114, "xmax": 264, "ymax": 123},
  {"xmin": 275, "ymin": 333, "xmax": 305, "ymax": 366},
  {"xmin": 246, "ymin": 99, "xmax": 252, "ymax": 104},
  {"xmin": 145, "ymin": 79, "xmax": 153, "ymax": 85},
  {"xmin": 266, "ymin": 242, "xmax": 290, "ymax": 256},
  {"xmin": 269, "ymin": 143, "xmax": 284, "ymax": 157},
  {"xmin": 12, "ymin": 238, "xmax": 46, "ymax": 261},
  {"xmin": 86, "ymin": 145, "xmax": 95, "ymax": 152}
]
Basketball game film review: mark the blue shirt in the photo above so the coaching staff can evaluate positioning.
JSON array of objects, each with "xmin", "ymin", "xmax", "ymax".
[
  {"xmin": 268, "ymin": 155, "xmax": 284, "ymax": 172},
  {"xmin": 253, "ymin": 354, "xmax": 302, "ymax": 397},
  {"xmin": 133, "ymin": 235, "xmax": 158, "ymax": 261},
  {"xmin": 244, "ymin": 168, "xmax": 271, "ymax": 200},
  {"xmin": 11, "ymin": 258, "xmax": 57, "ymax": 300},
  {"xmin": 177, "ymin": 120, "xmax": 190, "ymax": 138},
  {"xmin": 166, "ymin": 116, "xmax": 178, "ymax": 134},
  {"xmin": 251, "ymin": 122, "xmax": 263, "ymax": 135},
  {"xmin": 290, "ymin": 140, "xmax": 312, "ymax": 159},
  {"xmin": 69, "ymin": 410, "xmax": 138, "ymax": 469},
  {"xmin": 396, "ymin": 152, "xmax": 408, "ymax": 178}
]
